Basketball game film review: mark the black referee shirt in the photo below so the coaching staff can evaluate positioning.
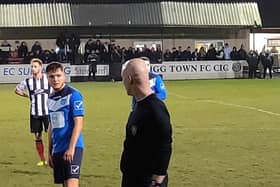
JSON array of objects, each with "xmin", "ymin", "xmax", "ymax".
[{"xmin": 120, "ymin": 93, "xmax": 172, "ymax": 176}]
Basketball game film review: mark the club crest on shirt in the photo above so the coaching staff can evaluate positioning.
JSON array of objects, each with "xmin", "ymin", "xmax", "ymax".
[
  {"xmin": 74, "ymin": 101, "xmax": 83, "ymax": 110},
  {"xmin": 131, "ymin": 125, "xmax": 137, "ymax": 136},
  {"xmin": 60, "ymin": 98, "xmax": 67, "ymax": 105}
]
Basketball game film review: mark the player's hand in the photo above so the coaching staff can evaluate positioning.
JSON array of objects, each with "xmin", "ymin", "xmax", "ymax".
[
  {"xmin": 150, "ymin": 175, "xmax": 166, "ymax": 187},
  {"xmin": 63, "ymin": 148, "xmax": 75, "ymax": 162}
]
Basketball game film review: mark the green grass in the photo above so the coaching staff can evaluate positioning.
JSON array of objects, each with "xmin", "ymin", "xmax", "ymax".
[{"xmin": 1, "ymin": 79, "xmax": 280, "ymax": 186}]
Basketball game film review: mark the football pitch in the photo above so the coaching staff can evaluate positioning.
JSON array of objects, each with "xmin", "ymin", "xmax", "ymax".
[{"xmin": 1, "ymin": 79, "xmax": 280, "ymax": 187}]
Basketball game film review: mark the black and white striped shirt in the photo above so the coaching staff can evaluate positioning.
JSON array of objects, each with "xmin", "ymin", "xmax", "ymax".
[{"xmin": 16, "ymin": 74, "xmax": 51, "ymax": 116}]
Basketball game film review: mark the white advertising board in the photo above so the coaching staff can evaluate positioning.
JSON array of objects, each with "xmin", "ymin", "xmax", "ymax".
[
  {"xmin": 0, "ymin": 64, "xmax": 109, "ymax": 83},
  {"xmin": 150, "ymin": 61, "xmax": 246, "ymax": 80}
]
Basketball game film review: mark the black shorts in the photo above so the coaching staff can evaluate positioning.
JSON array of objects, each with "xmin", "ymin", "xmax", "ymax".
[
  {"xmin": 30, "ymin": 115, "xmax": 49, "ymax": 133},
  {"xmin": 52, "ymin": 147, "xmax": 83, "ymax": 184}
]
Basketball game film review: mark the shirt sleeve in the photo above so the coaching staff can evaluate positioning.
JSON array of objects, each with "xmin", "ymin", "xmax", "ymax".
[
  {"xmin": 70, "ymin": 91, "xmax": 84, "ymax": 117},
  {"xmin": 152, "ymin": 102, "xmax": 172, "ymax": 175},
  {"xmin": 155, "ymin": 75, "xmax": 167, "ymax": 100}
]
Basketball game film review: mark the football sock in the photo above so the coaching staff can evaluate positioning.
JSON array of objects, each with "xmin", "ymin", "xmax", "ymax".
[{"xmin": 35, "ymin": 140, "xmax": 45, "ymax": 161}]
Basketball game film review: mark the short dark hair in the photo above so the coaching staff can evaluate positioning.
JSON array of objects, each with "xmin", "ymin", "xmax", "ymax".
[{"xmin": 46, "ymin": 62, "xmax": 64, "ymax": 73}]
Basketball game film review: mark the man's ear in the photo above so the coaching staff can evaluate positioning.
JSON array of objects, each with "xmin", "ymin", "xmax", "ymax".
[{"xmin": 128, "ymin": 75, "xmax": 133, "ymax": 85}]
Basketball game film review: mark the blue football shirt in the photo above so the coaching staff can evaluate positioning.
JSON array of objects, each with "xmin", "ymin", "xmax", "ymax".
[{"xmin": 48, "ymin": 85, "xmax": 84, "ymax": 153}]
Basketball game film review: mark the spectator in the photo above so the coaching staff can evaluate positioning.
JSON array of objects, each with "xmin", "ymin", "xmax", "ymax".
[
  {"xmin": 84, "ymin": 38, "xmax": 95, "ymax": 63},
  {"xmin": 111, "ymin": 45, "xmax": 122, "ymax": 63},
  {"xmin": 191, "ymin": 48, "xmax": 198, "ymax": 61},
  {"xmin": 163, "ymin": 49, "xmax": 172, "ymax": 61},
  {"xmin": 206, "ymin": 44, "xmax": 217, "ymax": 60},
  {"xmin": 223, "ymin": 43, "xmax": 232, "ymax": 60},
  {"xmin": 49, "ymin": 49, "xmax": 58, "ymax": 62},
  {"xmin": 246, "ymin": 50, "xmax": 259, "ymax": 79},
  {"xmin": 41, "ymin": 50, "xmax": 53, "ymax": 64},
  {"xmin": 33, "ymin": 49, "xmax": 42, "ymax": 60},
  {"xmin": 216, "ymin": 46, "xmax": 224, "ymax": 60},
  {"xmin": 182, "ymin": 46, "xmax": 192, "ymax": 61},
  {"xmin": 123, "ymin": 47, "xmax": 132, "ymax": 61},
  {"xmin": 238, "ymin": 44, "xmax": 247, "ymax": 60},
  {"xmin": 197, "ymin": 47, "xmax": 206, "ymax": 60},
  {"xmin": 171, "ymin": 47, "xmax": 177, "ymax": 61},
  {"xmin": 260, "ymin": 49, "xmax": 274, "ymax": 79},
  {"xmin": 31, "ymin": 41, "xmax": 42, "ymax": 56},
  {"xmin": 87, "ymin": 51, "xmax": 99, "ymax": 81},
  {"xmin": 230, "ymin": 46, "xmax": 239, "ymax": 60},
  {"xmin": 94, "ymin": 39, "xmax": 105, "ymax": 58},
  {"xmin": 56, "ymin": 33, "xmax": 66, "ymax": 51},
  {"xmin": 175, "ymin": 46, "xmax": 183, "ymax": 61},
  {"xmin": 101, "ymin": 41, "xmax": 111, "ymax": 63},
  {"xmin": 18, "ymin": 41, "xmax": 28, "ymax": 58},
  {"xmin": 148, "ymin": 47, "xmax": 158, "ymax": 64},
  {"xmin": 155, "ymin": 45, "xmax": 162, "ymax": 63},
  {"xmin": 0, "ymin": 40, "xmax": 11, "ymax": 62}
]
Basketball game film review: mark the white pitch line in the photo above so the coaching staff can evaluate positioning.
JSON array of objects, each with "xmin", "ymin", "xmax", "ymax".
[
  {"xmin": 169, "ymin": 92, "xmax": 280, "ymax": 117},
  {"xmin": 177, "ymin": 127, "xmax": 280, "ymax": 131}
]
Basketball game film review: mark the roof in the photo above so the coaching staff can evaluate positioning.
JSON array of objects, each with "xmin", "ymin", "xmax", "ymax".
[
  {"xmin": 0, "ymin": 0, "xmax": 259, "ymax": 3},
  {"xmin": 0, "ymin": 1, "xmax": 261, "ymax": 28},
  {"xmin": 0, "ymin": 3, "xmax": 73, "ymax": 27},
  {"xmin": 160, "ymin": 2, "xmax": 261, "ymax": 27}
]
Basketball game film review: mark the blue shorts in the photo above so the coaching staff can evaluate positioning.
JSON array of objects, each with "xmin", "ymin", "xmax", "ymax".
[{"xmin": 52, "ymin": 147, "xmax": 83, "ymax": 184}]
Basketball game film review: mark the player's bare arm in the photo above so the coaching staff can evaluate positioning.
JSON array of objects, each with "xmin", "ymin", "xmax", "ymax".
[
  {"xmin": 15, "ymin": 81, "xmax": 29, "ymax": 98},
  {"xmin": 48, "ymin": 124, "xmax": 54, "ymax": 168},
  {"xmin": 15, "ymin": 89, "xmax": 29, "ymax": 98},
  {"xmin": 63, "ymin": 116, "xmax": 83, "ymax": 162}
]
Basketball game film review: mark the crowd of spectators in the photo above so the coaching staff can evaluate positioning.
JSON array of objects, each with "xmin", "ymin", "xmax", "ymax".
[
  {"xmin": 0, "ymin": 40, "xmax": 58, "ymax": 64},
  {"xmin": 82, "ymin": 40, "xmax": 254, "ymax": 64},
  {"xmin": 246, "ymin": 47, "xmax": 278, "ymax": 79},
  {"xmin": 162, "ymin": 43, "xmax": 249, "ymax": 61},
  {"xmin": 0, "ymin": 37, "xmax": 278, "ymax": 68},
  {"xmin": 83, "ymin": 39, "xmax": 162, "ymax": 64}
]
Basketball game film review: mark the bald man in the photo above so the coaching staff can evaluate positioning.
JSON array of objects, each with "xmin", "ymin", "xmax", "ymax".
[
  {"xmin": 130, "ymin": 56, "xmax": 167, "ymax": 111},
  {"xmin": 120, "ymin": 58, "xmax": 172, "ymax": 187}
]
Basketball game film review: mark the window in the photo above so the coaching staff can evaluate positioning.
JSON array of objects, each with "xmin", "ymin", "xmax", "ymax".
[{"xmin": 195, "ymin": 40, "xmax": 224, "ymax": 51}]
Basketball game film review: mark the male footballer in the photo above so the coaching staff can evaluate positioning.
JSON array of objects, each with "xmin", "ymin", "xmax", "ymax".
[{"xmin": 15, "ymin": 58, "xmax": 51, "ymax": 166}]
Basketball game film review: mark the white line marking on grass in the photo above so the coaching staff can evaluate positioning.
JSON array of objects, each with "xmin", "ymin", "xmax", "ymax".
[
  {"xmin": 169, "ymin": 92, "xmax": 280, "ymax": 117},
  {"xmin": 177, "ymin": 127, "xmax": 280, "ymax": 131}
]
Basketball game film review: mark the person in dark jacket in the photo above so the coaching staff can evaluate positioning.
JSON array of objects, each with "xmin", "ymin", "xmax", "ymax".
[
  {"xmin": 238, "ymin": 44, "xmax": 247, "ymax": 60},
  {"xmin": 87, "ymin": 51, "xmax": 99, "ymax": 81},
  {"xmin": 260, "ymin": 50, "xmax": 274, "ymax": 79},
  {"xmin": 230, "ymin": 46, "xmax": 239, "ymax": 60},
  {"xmin": 18, "ymin": 41, "xmax": 28, "ymax": 58},
  {"xmin": 206, "ymin": 44, "xmax": 217, "ymax": 60},
  {"xmin": 121, "ymin": 58, "xmax": 172, "ymax": 187},
  {"xmin": 247, "ymin": 50, "xmax": 259, "ymax": 79}
]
